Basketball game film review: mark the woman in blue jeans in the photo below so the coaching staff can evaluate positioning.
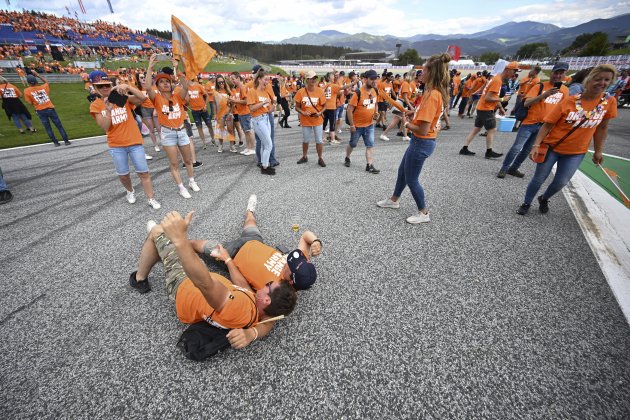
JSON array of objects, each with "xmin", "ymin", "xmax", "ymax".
[
  {"xmin": 517, "ymin": 64, "xmax": 618, "ymax": 215},
  {"xmin": 247, "ymin": 71, "xmax": 275, "ymax": 175},
  {"xmin": 377, "ymin": 53, "xmax": 451, "ymax": 224}
]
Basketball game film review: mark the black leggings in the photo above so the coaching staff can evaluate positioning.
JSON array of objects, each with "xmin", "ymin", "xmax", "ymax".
[
  {"xmin": 322, "ymin": 109, "xmax": 336, "ymax": 131},
  {"xmin": 279, "ymin": 98, "xmax": 290, "ymax": 118}
]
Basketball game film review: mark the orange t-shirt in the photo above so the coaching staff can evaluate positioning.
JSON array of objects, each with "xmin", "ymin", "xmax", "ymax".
[
  {"xmin": 140, "ymin": 90, "xmax": 155, "ymax": 109},
  {"xmin": 542, "ymin": 94, "xmax": 617, "ymax": 155},
  {"xmin": 294, "ymin": 87, "xmax": 326, "ymax": 126},
  {"xmin": 399, "ymin": 81, "xmax": 411, "ymax": 100},
  {"xmin": 247, "ymin": 86, "xmax": 272, "ymax": 118},
  {"xmin": 24, "ymin": 83, "xmax": 54, "ymax": 110},
  {"xmin": 175, "ymin": 275, "xmax": 258, "ymax": 329},
  {"xmin": 323, "ymin": 83, "xmax": 340, "ymax": 110},
  {"xmin": 152, "ymin": 93, "xmax": 186, "ymax": 128},
  {"xmin": 233, "ymin": 240, "xmax": 284, "ymax": 291},
  {"xmin": 89, "ymin": 98, "xmax": 143, "ymax": 148},
  {"xmin": 215, "ymin": 88, "xmax": 231, "ymax": 120},
  {"xmin": 471, "ymin": 77, "xmax": 486, "ymax": 95},
  {"xmin": 245, "ymin": 80, "xmax": 275, "ymax": 103},
  {"xmin": 232, "ymin": 85, "xmax": 250, "ymax": 115},
  {"xmin": 476, "ymin": 75, "xmax": 502, "ymax": 111},
  {"xmin": 0, "ymin": 83, "xmax": 22, "ymax": 99},
  {"xmin": 519, "ymin": 76, "xmax": 541, "ymax": 96},
  {"xmin": 378, "ymin": 80, "xmax": 393, "ymax": 102},
  {"xmin": 392, "ymin": 79, "xmax": 401, "ymax": 96},
  {"xmin": 204, "ymin": 81, "xmax": 215, "ymax": 101},
  {"xmin": 452, "ymin": 75, "xmax": 461, "ymax": 95},
  {"xmin": 411, "ymin": 90, "xmax": 444, "ymax": 139},
  {"xmin": 187, "ymin": 84, "xmax": 206, "ymax": 111},
  {"xmin": 349, "ymin": 87, "xmax": 377, "ymax": 128},
  {"xmin": 522, "ymin": 82, "xmax": 569, "ymax": 125}
]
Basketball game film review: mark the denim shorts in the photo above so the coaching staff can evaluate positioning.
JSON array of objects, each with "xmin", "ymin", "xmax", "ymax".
[
  {"xmin": 335, "ymin": 105, "xmax": 344, "ymax": 120},
  {"xmin": 140, "ymin": 106, "xmax": 155, "ymax": 119},
  {"xmin": 191, "ymin": 109, "xmax": 211, "ymax": 127},
  {"xmin": 302, "ymin": 125, "xmax": 323, "ymax": 144},
  {"xmin": 108, "ymin": 144, "xmax": 149, "ymax": 176},
  {"xmin": 349, "ymin": 124, "xmax": 375, "ymax": 148},
  {"xmin": 239, "ymin": 113, "xmax": 252, "ymax": 132},
  {"xmin": 161, "ymin": 127, "xmax": 190, "ymax": 147},
  {"xmin": 202, "ymin": 226, "xmax": 264, "ymax": 259}
]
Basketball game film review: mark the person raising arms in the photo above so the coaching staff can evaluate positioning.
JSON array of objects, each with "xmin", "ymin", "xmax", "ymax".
[
  {"xmin": 146, "ymin": 53, "xmax": 199, "ymax": 199},
  {"xmin": 88, "ymin": 71, "xmax": 161, "ymax": 210},
  {"xmin": 517, "ymin": 65, "xmax": 618, "ymax": 215},
  {"xmin": 376, "ymin": 53, "xmax": 450, "ymax": 224},
  {"xmin": 134, "ymin": 71, "xmax": 161, "ymax": 152}
]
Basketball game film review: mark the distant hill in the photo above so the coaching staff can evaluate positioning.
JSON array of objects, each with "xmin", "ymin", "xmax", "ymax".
[{"xmin": 277, "ymin": 14, "xmax": 630, "ymax": 56}]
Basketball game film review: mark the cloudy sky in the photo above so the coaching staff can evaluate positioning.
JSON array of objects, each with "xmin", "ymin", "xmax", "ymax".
[{"xmin": 7, "ymin": 0, "xmax": 630, "ymax": 42}]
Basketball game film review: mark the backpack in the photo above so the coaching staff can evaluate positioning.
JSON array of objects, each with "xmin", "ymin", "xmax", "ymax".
[
  {"xmin": 514, "ymin": 82, "xmax": 544, "ymax": 121},
  {"xmin": 176, "ymin": 322, "xmax": 230, "ymax": 361}
]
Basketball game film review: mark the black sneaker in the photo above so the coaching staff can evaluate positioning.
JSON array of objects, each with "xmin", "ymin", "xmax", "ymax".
[
  {"xmin": 297, "ymin": 156, "xmax": 308, "ymax": 164},
  {"xmin": 261, "ymin": 166, "xmax": 276, "ymax": 175},
  {"xmin": 193, "ymin": 161, "xmax": 203, "ymax": 168},
  {"xmin": 318, "ymin": 158, "xmax": 326, "ymax": 167},
  {"xmin": 538, "ymin": 196, "xmax": 549, "ymax": 214},
  {"xmin": 497, "ymin": 170, "xmax": 507, "ymax": 179},
  {"xmin": 396, "ymin": 131, "xmax": 403, "ymax": 137},
  {"xmin": 485, "ymin": 150, "xmax": 503, "ymax": 159},
  {"xmin": 344, "ymin": 157, "xmax": 351, "ymax": 167},
  {"xmin": 516, "ymin": 203, "xmax": 531, "ymax": 215},
  {"xmin": 366, "ymin": 164, "xmax": 380, "ymax": 174},
  {"xmin": 64, "ymin": 140, "xmax": 71, "ymax": 145},
  {"xmin": 459, "ymin": 147, "xmax": 475, "ymax": 156},
  {"xmin": 480, "ymin": 132, "xmax": 487, "ymax": 137},
  {"xmin": 54, "ymin": 142, "xmax": 61, "ymax": 147},
  {"xmin": 0, "ymin": 190, "xmax": 13, "ymax": 205},
  {"xmin": 507, "ymin": 168, "xmax": 525, "ymax": 178},
  {"xmin": 129, "ymin": 271, "xmax": 151, "ymax": 294}
]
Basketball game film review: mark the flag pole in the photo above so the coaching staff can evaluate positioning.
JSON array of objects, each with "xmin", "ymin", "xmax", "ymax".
[{"xmin": 598, "ymin": 164, "xmax": 630, "ymax": 207}]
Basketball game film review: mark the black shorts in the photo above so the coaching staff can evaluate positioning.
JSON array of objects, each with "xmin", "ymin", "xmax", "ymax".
[
  {"xmin": 474, "ymin": 110, "xmax": 497, "ymax": 130},
  {"xmin": 377, "ymin": 102, "xmax": 388, "ymax": 112},
  {"xmin": 233, "ymin": 114, "xmax": 240, "ymax": 122}
]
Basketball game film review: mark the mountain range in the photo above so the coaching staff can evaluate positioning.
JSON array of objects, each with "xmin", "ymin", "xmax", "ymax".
[{"xmin": 277, "ymin": 14, "xmax": 630, "ymax": 56}]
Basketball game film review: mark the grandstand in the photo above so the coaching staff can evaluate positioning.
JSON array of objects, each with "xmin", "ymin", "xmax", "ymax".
[{"xmin": 0, "ymin": 10, "xmax": 171, "ymax": 61}]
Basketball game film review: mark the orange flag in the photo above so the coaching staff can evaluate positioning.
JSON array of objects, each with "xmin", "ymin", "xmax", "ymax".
[{"xmin": 171, "ymin": 15, "xmax": 216, "ymax": 79}]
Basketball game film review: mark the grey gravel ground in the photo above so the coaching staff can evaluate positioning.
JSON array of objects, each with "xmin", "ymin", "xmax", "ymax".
[{"xmin": 1, "ymin": 108, "xmax": 629, "ymax": 419}]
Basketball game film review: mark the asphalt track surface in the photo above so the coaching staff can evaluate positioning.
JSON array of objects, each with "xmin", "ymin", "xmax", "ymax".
[{"xmin": 1, "ymin": 107, "xmax": 629, "ymax": 419}]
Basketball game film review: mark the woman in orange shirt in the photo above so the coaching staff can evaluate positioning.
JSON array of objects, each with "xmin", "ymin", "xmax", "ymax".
[
  {"xmin": 214, "ymin": 75, "xmax": 237, "ymax": 153},
  {"xmin": 134, "ymin": 71, "xmax": 161, "ymax": 152},
  {"xmin": 381, "ymin": 70, "xmax": 415, "ymax": 141},
  {"xmin": 377, "ymin": 53, "xmax": 451, "ymax": 224},
  {"xmin": 517, "ymin": 65, "xmax": 618, "ymax": 215},
  {"xmin": 247, "ymin": 71, "xmax": 275, "ymax": 175},
  {"xmin": 88, "ymin": 71, "xmax": 161, "ymax": 209},
  {"xmin": 146, "ymin": 53, "xmax": 198, "ymax": 199}
]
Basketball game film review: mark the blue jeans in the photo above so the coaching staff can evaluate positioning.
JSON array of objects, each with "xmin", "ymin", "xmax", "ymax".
[
  {"xmin": 11, "ymin": 114, "xmax": 33, "ymax": 130},
  {"xmin": 0, "ymin": 166, "xmax": 7, "ymax": 191},
  {"xmin": 252, "ymin": 114, "xmax": 272, "ymax": 167},
  {"xmin": 500, "ymin": 123, "xmax": 541, "ymax": 172},
  {"xmin": 524, "ymin": 150, "xmax": 585, "ymax": 204},
  {"xmin": 393, "ymin": 135, "xmax": 436, "ymax": 210},
  {"xmin": 255, "ymin": 112, "xmax": 278, "ymax": 165},
  {"xmin": 349, "ymin": 124, "xmax": 375, "ymax": 148},
  {"xmin": 36, "ymin": 108, "xmax": 68, "ymax": 144}
]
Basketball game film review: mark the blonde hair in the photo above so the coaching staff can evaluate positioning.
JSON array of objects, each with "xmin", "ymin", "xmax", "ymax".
[
  {"xmin": 254, "ymin": 69, "xmax": 266, "ymax": 89},
  {"xmin": 423, "ymin": 53, "xmax": 451, "ymax": 105},
  {"xmin": 583, "ymin": 64, "xmax": 617, "ymax": 89},
  {"xmin": 404, "ymin": 70, "xmax": 416, "ymax": 83}
]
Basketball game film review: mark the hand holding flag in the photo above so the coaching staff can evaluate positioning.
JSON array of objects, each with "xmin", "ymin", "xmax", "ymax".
[{"xmin": 171, "ymin": 16, "xmax": 216, "ymax": 80}]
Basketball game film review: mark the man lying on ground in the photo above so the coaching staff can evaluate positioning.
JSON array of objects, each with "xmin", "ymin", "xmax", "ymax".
[{"xmin": 130, "ymin": 210, "xmax": 298, "ymax": 345}]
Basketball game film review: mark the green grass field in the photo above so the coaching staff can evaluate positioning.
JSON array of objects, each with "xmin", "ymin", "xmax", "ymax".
[{"xmin": 1, "ymin": 82, "xmax": 102, "ymax": 149}]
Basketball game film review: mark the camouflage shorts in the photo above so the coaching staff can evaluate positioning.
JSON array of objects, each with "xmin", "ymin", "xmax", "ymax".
[{"xmin": 155, "ymin": 233, "xmax": 188, "ymax": 301}]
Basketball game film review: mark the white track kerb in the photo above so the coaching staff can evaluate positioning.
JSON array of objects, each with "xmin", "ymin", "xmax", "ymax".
[{"xmin": 564, "ymin": 169, "xmax": 630, "ymax": 325}]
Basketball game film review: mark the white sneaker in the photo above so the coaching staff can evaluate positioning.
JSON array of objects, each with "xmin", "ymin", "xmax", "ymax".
[
  {"xmin": 380, "ymin": 134, "xmax": 390, "ymax": 142},
  {"xmin": 218, "ymin": 145, "xmax": 223, "ymax": 153},
  {"xmin": 376, "ymin": 198, "xmax": 399, "ymax": 209},
  {"xmin": 247, "ymin": 194, "xmax": 257, "ymax": 213},
  {"xmin": 337, "ymin": 129, "xmax": 342, "ymax": 134},
  {"xmin": 189, "ymin": 181, "xmax": 200, "ymax": 192},
  {"xmin": 230, "ymin": 145, "xmax": 238, "ymax": 153},
  {"xmin": 330, "ymin": 139, "xmax": 341, "ymax": 145},
  {"xmin": 239, "ymin": 148, "xmax": 247, "ymax": 155},
  {"xmin": 145, "ymin": 154, "xmax": 153, "ymax": 160},
  {"xmin": 179, "ymin": 187, "xmax": 192, "ymax": 199},
  {"xmin": 406, "ymin": 212, "xmax": 430, "ymax": 224},
  {"xmin": 126, "ymin": 189, "xmax": 136, "ymax": 204},
  {"xmin": 147, "ymin": 198, "xmax": 161, "ymax": 210},
  {"xmin": 324, "ymin": 128, "xmax": 329, "ymax": 133},
  {"xmin": 154, "ymin": 145, "xmax": 160, "ymax": 152},
  {"xmin": 146, "ymin": 220, "xmax": 157, "ymax": 234},
  {"xmin": 244, "ymin": 149, "xmax": 256, "ymax": 156},
  {"xmin": 402, "ymin": 136, "xmax": 411, "ymax": 141}
]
